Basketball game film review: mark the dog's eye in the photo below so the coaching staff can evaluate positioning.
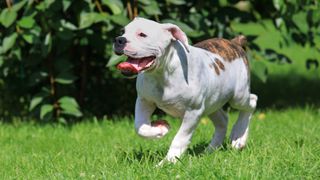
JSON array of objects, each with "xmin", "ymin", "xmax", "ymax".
[{"xmin": 139, "ymin": 32, "xmax": 147, "ymax": 38}]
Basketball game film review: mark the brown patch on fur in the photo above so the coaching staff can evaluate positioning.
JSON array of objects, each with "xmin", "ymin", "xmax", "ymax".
[
  {"xmin": 212, "ymin": 63, "xmax": 220, "ymax": 75},
  {"xmin": 209, "ymin": 63, "xmax": 220, "ymax": 75},
  {"xmin": 215, "ymin": 58, "xmax": 225, "ymax": 71},
  {"xmin": 231, "ymin": 35, "xmax": 247, "ymax": 47},
  {"xmin": 194, "ymin": 36, "xmax": 247, "ymax": 62}
]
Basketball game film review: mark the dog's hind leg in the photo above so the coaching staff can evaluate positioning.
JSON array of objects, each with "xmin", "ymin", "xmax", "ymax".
[
  {"xmin": 206, "ymin": 109, "xmax": 228, "ymax": 152},
  {"xmin": 229, "ymin": 94, "xmax": 258, "ymax": 149}
]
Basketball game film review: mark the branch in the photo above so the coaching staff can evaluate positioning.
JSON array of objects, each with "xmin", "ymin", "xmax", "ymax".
[
  {"xmin": 127, "ymin": 0, "xmax": 133, "ymax": 20},
  {"xmin": 5, "ymin": 0, "xmax": 12, "ymax": 8},
  {"xmin": 95, "ymin": 0, "xmax": 104, "ymax": 13}
]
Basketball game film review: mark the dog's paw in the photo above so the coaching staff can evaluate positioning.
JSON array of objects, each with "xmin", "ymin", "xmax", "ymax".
[
  {"xmin": 151, "ymin": 120, "xmax": 170, "ymax": 138},
  {"xmin": 156, "ymin": 156, "xmax": 178, "ymax": 167},
  {"xmin": 231, "ymin": 138, "xmax": 246, "ymax": 150},
  {"xmin": 230, "ymin": 130, "xmax": 248, "ymax": 150}
]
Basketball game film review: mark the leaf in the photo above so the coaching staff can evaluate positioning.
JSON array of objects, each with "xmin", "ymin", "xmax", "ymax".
[
  {"xmin": 55, "ymin": 72, "xmax": 77, "ymax": 84},
  {"xmin": 22, "ymin": 33, "xmax": 35, "ymax": 44},
  {"xmin": 18, "ymin": 16, "xmax": 35, "ymax": 29},
  {"xmin": 79, "ymin": 12, "xmax": 105, "ymax": 29},
  {"xmin": 29, "ymin": 96, "xmax": 44, "ymax": 111},
  {"xmin": 110, "ymin": 14, "xmax": 129, "ymax": 26},
  {"xmin": 12, "ymin": 0, "xmax": 28, "ymax": 12},
  {"xmin": 36, "ymin": 2, "xmax": 46, "ymax": 11},
  {"xmin": 31, "ymin": 25, "xmax": 41, "ymax": 36},
  {"xmin": 292, "ymin": 12, "xmax": 308, "ymax": 33},
  {"xmin": 44, "ymin": 33, "xmax": 52, "ymax": 50},
  {"xmin": 61, "ymin": 106, "xmax": 83, "ymax": 117},
  {"xmin": 141, "ymin": 1, "xmax": 161, "ymax": 15},
  {"xmin": 40, "ymin": 104, "xmax": 53, "ymax": 119},
  {"xmin": 62, "ymin": 0, "xmax": 72, "ymax": 12},
  {"xmin": 60, "ymin": 19, "xmax": 78, "ymax": 30},
  {"xmin": 107, "ymin": 54, "xmax": 127, "ymax": 67},
  {"xmin": 59, "ymin": 96, "xmax": 82, "ymax": 117},
  {"xmin": 44, "ymin": 0, "xmax": 55, "ymax": 8},
  {"xmin": 58, "ymin": 117, "xmax": 67, "ymax": 124},
  {"xmin": 102, "ymin": 0, "xmax": 123, "ymax": 15},
  {"xmin": 36, "ymin": 0, "xmax": 57, "ymax": 11},
  {"xmin": 12, "ymin": 48, "xmax": 22, "ymax": 60},
  {"xmin": 251, "ymin": 60, "xmax": 268, "ymax": 83},
  {"xmin": 1, "ymin": 33, "xmax": 18, "ymax": 54},
  {"xmin": 0, "ymin": 9, "xmax": 17, "ymax": 28},
  {"xmin": 59, "ymin": 96, "xmax": 79, "ymax": 108},
  {"xmin": 166, "ymin": 0, "xmax": 186, "ymax": 5},
  {"xmin": 275, "ymin": 17, "xmax": 283, "ymax": 28}
]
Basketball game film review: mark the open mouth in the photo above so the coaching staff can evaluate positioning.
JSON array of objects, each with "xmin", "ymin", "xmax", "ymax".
[{"xmin": 117, "ymin": 56, "xmax": 156, "ymax": 76}]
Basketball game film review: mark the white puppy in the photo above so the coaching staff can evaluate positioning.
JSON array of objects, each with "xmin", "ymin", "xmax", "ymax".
[{"xmin": 114, "ymin": 17, "xmax": 257, "ymax": 165}]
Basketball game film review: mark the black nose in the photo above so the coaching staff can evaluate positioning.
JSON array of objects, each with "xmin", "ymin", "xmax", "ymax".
[{"xmin": 115, "ymin": 36, "xmax": 127, "ymax": 46}]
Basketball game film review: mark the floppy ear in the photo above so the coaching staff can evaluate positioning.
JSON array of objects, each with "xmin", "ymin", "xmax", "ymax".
[{"xmin": 163, "ymin": 23, "xmax": 189, "ymax": 52}]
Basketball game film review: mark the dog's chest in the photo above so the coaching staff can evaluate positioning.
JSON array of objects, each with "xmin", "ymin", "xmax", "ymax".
[{"xmin": 137, "ymin": 75, "xmax": 188, "ymax": 117}]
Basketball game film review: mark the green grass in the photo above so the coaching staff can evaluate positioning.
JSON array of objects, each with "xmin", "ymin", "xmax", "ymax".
[{"xmin": 1, "ymin": 108, "xmax": 320, "ymax": 179}]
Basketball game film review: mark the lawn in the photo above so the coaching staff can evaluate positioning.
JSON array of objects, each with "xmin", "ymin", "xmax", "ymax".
[{"xmin": 0, "ymin": 108, "xmax": 319, "ymax": 179}]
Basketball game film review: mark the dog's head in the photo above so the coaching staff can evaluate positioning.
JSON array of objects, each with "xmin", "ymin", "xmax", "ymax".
[{"xmin": 113, "ymin": 17, "xmax": 189, "ymax": 77}]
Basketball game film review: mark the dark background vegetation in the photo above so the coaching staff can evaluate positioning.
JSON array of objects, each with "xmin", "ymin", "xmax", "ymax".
[{"xmin": 0, "ymin": 0, "xmax": 319, "ymax": 122}]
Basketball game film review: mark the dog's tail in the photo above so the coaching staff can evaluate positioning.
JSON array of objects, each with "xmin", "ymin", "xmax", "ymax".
[{"xmin": 231, "ymin": 35, "xmax": 247, "ymax": 49}]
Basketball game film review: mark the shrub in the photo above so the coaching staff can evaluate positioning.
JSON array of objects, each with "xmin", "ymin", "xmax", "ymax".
[{"xmin": 0, "ymin": 0, "xmax": 319, "ymax": 121}]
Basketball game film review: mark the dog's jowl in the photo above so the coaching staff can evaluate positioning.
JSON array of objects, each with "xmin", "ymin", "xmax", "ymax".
[{"xmin": 113, "ymin": 17, "xmax": 258, "ymax": 165}]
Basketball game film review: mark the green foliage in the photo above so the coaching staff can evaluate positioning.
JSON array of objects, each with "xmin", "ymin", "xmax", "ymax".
[
  {"xmin": 58, "ymin": 96, "xmax": 83, "ymax": 117},
  {"xmin": 0, "ymin": 0, "xmax": 132, "ymax": 121},
  {"xmin": 0, "ymin": 32, "xmax": 18, "ymax": 54},
  {"xmin": 0, "ymin": 0, "xmax": 319, "ymax": 121}
]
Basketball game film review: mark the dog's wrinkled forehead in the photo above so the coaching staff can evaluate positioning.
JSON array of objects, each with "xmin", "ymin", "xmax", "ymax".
[
  {"xmin": 127, "ymin": 17, "xmax": 161, "ymax": 29},
  {"xmin": 123, "ymin": 17, "xmax": 163, "ymax": 36}
]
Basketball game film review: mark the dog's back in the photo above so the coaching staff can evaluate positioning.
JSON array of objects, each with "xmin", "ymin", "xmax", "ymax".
[{"xmin": 194, "ymin": 36, "xmax": 249, "ymax": 73}]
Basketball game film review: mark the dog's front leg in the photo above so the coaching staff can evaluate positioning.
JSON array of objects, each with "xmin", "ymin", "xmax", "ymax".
[
  {"xmin": 135, "ymin": 97, "xmax": 169, "ymax": 138},
  {"xmin": 159, "ymin": 109, "xmax": 202, "ymax": 165}
]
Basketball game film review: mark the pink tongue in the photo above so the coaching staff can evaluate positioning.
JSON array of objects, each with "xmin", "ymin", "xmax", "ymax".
[
  {"xmin": 117, "ymin": 57, "xmax": 154, "ymax": 74},
  {"xmin": 117, "ymin": 62, "xmax": 139, "ymax": 74}
]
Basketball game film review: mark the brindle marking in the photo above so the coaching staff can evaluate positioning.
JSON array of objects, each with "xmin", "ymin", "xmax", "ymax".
[
  {"xmin": 195, "ymin": 35, "xmax": 249, "ymax": 75},
  {"xmin": 212, "ymin": 62, "xmax": 220, "ymax": 75},
  {"xmin": 215, "ymin": 58, "xmax": 225, "ymax": 71},
  {"xmin": 209, "ymin": 63, "xmax": 219, "ymax": 75},
  {"xmin": 194, "ymin": 35, "xmax": 247, "ymax": 62}
]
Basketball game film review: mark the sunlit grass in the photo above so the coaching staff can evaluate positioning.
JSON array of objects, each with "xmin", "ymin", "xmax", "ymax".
[{"xmin": 0, "ymin": 108, "xmax": 319, "ymax": 179}]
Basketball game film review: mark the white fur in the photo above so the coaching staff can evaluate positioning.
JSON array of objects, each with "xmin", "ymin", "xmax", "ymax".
[{"xmin": 116, "ymin": 17, "xmax": 258, "ymax": 165}]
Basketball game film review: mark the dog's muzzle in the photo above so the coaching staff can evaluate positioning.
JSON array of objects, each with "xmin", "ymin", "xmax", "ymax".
[{"xmin": 113, "ymin": 36, "xmax": 156, "ymax": 77}]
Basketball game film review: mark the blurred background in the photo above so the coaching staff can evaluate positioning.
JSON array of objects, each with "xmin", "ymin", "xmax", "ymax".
[{"xmin": 0, "ymin": 0, "xmax": 319, "ymax": 122}]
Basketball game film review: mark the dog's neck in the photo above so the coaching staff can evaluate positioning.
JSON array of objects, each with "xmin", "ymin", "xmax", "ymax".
[{"xmin": 145, "ymin": 41, "xmax": 189, "ymax": 84}]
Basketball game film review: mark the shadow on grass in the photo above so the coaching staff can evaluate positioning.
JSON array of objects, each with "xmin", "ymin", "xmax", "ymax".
[
  {"xmin": 187, "ymin": 142, "xmax": 230, "ymax": 157},
  {"xmin": 121, "ymin": 142, "xmax": 231, "ymax": 164}
]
